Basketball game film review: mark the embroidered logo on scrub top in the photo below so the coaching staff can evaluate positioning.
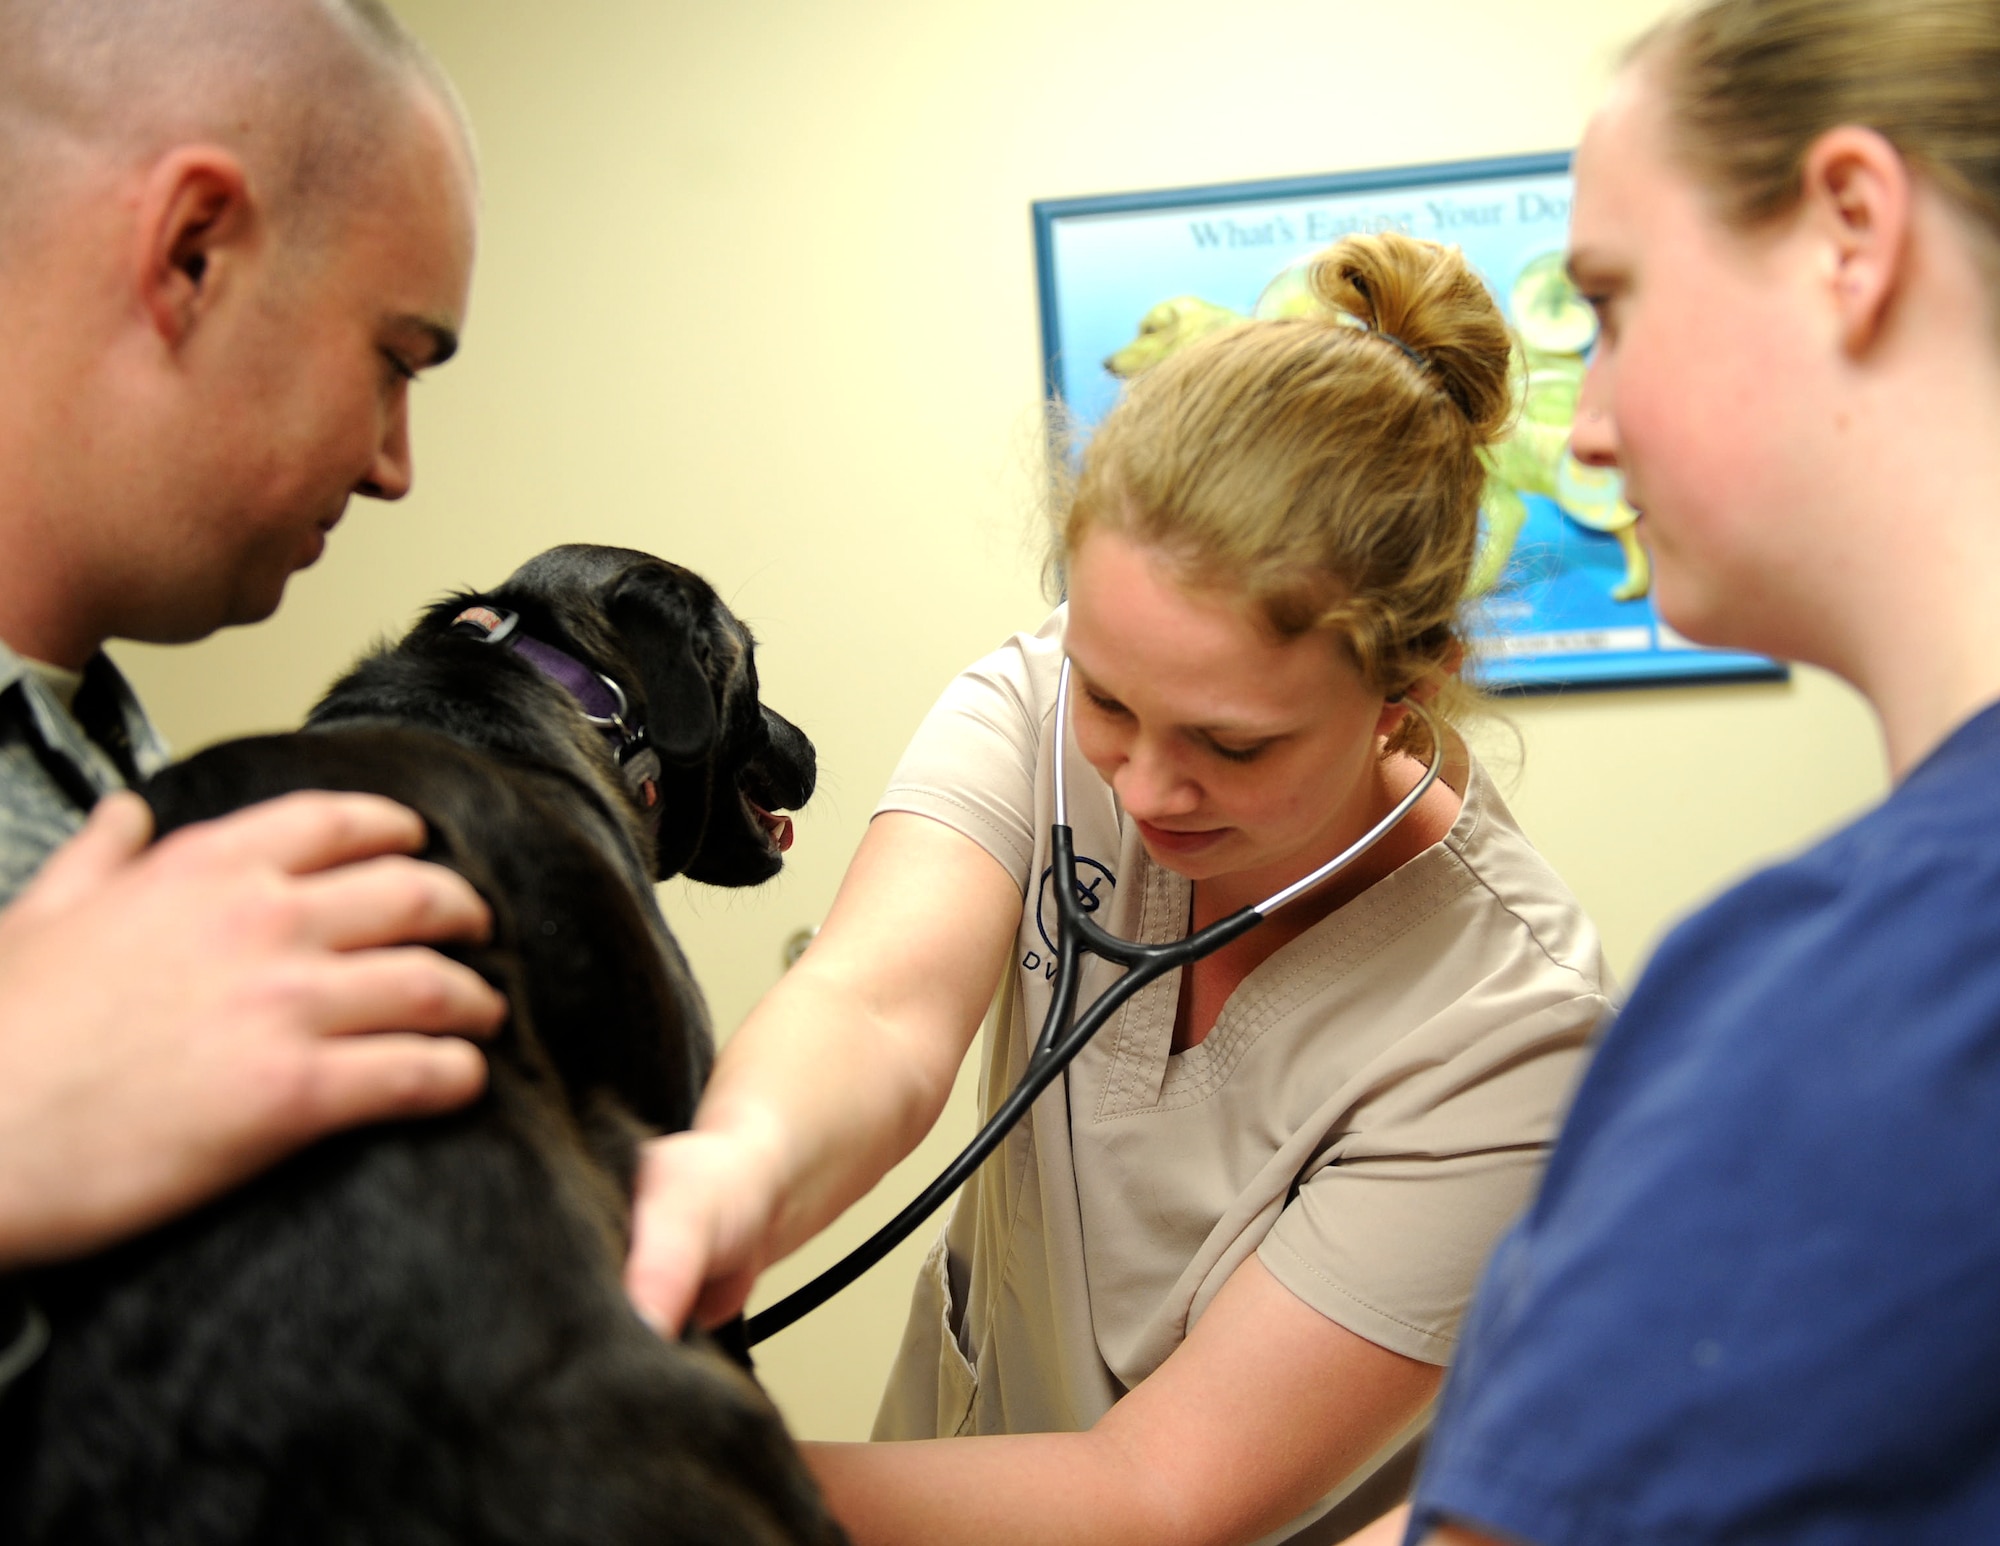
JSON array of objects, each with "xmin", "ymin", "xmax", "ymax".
[{"xmin": 1021, "ymin": 857, "xmax": 1117, "ymax": 981}]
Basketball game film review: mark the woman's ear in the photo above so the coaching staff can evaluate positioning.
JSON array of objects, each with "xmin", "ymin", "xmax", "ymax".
[
  {"xmin": 133, "ymin": 145, "xmax": 253, "ymax": 347},
  {"xmin": 1375, "ymin": 645, "xmax": 1462, "ymax": 738},
  {"xmin": 1799, "ymin": 125, "xmax": 1912, "ymax": 355}
]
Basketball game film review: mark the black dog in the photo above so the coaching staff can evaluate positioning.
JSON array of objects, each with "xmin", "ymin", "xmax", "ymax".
[{"xmin": 2, "ymin": 545, "xmax": 842, "ymax": 1545}]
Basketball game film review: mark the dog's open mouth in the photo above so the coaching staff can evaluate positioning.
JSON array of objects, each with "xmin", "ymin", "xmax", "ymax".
[
  {"xmin": 748, "ymin": 797, "xmax": 794, "ymax": 853},
  {"xmin": 738, "ymin": 711, "xmax": 812, "ymax": 864}
]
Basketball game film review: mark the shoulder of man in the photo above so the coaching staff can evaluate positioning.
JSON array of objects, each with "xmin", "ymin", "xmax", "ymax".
[{"xmin": 0, "ymin": 644, "xmax": 169, "ymax": 908}]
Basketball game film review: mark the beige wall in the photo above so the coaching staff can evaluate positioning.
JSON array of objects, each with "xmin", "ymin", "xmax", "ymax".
[{"xmin": 112, "ymin": 0, "xmax": 1886, "ymax": 1440}]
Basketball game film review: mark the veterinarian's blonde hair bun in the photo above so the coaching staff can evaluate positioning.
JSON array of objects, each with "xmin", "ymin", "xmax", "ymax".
[
  {"xmin": 1309, "ymin": 231, "xmax": 1514, "ymax": 442},
  {"xmin": 1063, "ymin": 231, "xmax": 1511, "ymax": 730}
]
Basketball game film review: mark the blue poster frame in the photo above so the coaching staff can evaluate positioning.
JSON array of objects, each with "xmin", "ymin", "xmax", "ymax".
[{"xmin": 1031, "ymin": 153, "xmax": 1786, "ymax": 696}]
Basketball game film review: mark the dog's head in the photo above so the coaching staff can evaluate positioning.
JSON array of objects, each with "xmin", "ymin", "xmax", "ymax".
[
  {"xmin": 315, "ymin": 545, "xmax": 813, "ymax": 888},
  {"xmin": 466, "ymin": 545, "xmax": 814, "ymax": 886}
]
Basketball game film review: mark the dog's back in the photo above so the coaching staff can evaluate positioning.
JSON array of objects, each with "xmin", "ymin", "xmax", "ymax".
[
  {"xmin": 3, "ymin": 544, "xmax": 839, "ymax": 1544},
  {"xmin": 6, "ymin": 727, "xmax": 838, "ymax": 1545}
]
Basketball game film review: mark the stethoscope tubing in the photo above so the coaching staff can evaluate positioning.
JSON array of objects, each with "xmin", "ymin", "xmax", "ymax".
[{"xmin": 742, "ymin": 660, "xmax": 1441, "ymax": 1346}]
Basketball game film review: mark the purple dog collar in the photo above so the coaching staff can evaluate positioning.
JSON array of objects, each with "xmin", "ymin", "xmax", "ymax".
[
  {"xmin": 451, "ymin": 606, "xmax": 662, "ymax": 813},
  {"xmin": 508, "ymin": 634, "xmax": 628, "ymax": 727}
]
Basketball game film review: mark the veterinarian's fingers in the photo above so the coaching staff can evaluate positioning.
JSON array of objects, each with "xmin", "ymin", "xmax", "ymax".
[
  {"xmin": 623, "ymin": 1231, "xmax": 701, "ymax": 1335},
  {"xmin": 304, "ymin": 1033, "xmax": 491, "ymax": 1132},
  {"xmin": 691, "ymin": 1269, "xmax": 760, "ymax": 1334},
  {"xmin": 10, "ymin": 792, "xmax": 154, "ymax": 917},
  {"xmin": 623, "ymin": 1136, "xmax": 769, "ymax": 1335},
  {"xmin": 293, "ymin": 856, "xmax": 495, "ymax": 951},
  {"xmin": 624, "ymin": 1141, "xmax": 709, "ymax": 1333},
  {"xmin": 310, "ymin": 948, "xmax": 508, "ymax": 1040},
  {"xmin": 167, "ymin": 790, "xmax": 430, "ymax": 876}
]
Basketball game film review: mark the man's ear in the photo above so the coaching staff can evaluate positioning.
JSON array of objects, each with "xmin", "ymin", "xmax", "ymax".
[
  {"xmin": 1799, "ymin": 125, "xmax": 1912, "ymax": 355},
  {"xmin": 132, "ymin": 146, "xmax": 254, "ymax": 347}
]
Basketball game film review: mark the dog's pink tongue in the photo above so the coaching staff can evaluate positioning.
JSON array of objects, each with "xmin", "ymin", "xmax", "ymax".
[{"xmin": 752, "ymin": 801, "xmax": 795, "ymax": 852}]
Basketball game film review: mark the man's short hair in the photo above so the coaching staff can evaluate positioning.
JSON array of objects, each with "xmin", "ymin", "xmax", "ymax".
[{"xmin": 0, "ymin": 0, "xmax": 468, "ymax": 249}]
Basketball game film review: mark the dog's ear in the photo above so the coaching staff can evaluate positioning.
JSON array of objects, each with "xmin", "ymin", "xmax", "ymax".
[{"xmin": 606, "ymin": 577, "xmax": 718, "ymax": 767}]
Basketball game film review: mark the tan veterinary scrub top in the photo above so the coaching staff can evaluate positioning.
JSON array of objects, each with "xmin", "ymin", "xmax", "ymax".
[{"xmin": 871, "ymin": 613, "xmax": 1611, "ymax": 1543}]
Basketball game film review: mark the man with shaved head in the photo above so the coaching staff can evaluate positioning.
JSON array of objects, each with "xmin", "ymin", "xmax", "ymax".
[{"xmin": 0, "ymin": 0, "xmax": 505, "ymax": 1394}]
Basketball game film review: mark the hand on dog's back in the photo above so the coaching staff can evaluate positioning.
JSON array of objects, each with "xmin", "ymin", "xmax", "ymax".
[
  {"xmin": 8, "ymin": 548, "xmax": 842, "ymax": 1546},
  {"xmin": 0, "ymin": 788, "xmax": 504, "ymax": 1269}
]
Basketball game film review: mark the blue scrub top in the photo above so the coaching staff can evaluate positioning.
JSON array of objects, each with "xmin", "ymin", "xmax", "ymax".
[{"xmin": 1410, "ymin": 699, "xmax": 2000, "ymax": 1544}]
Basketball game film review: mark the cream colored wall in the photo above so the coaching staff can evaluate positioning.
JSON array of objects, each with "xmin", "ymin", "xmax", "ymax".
[{"xmin": 111, "ymin": 0, "xmax": 1886, "ymax": 1441}]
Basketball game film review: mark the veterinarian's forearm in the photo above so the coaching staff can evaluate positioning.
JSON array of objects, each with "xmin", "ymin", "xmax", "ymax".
[
  {"xmin": 623, "ymin": 969, "xmax": 967, "ymax": 1333},
  {"xmin": 625, "ymin": 1001, "xmax": 933, "ymax": 1336},
  {"xmin": 801, "ymin": 1256, "xmax": 1442, "ymax": 1546},
  {"xmin": 706, "ymin": 811, "xmax": 1020, "ymax": 1247},
  {"xmin": 627, "ymin": 812, "xmax": 1021, "ymax": 1330},
  {"xmin": 804, "ymin": 1432, "xmax": 1195, "ymax": 1546},
  {"xmin": 696, "ymin": 966, "xmax": 960, "ymax": 1254}
]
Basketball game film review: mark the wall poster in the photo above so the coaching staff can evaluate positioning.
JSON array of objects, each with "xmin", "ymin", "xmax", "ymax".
[{"xmin": 1032, "ymin": 153, "xmax": 1784, "ymax": 693}]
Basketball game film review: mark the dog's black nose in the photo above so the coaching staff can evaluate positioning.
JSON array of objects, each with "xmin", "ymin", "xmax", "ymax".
[{"xmin": 758, "ymin": 707, "xmax": 815, "ymax": 810}]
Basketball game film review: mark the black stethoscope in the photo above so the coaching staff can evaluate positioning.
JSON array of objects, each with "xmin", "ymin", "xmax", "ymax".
[{"xmin": 743, "ymin": 658, "xmax": 1443, "ymax": 1345}]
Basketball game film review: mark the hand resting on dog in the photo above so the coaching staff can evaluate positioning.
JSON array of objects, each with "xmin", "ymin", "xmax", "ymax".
[
  {"xmin": 6, "ymin": 546, "xmax": 837, "ymax": 1546},
  {"xmin": 0, "ymin": 788, "xmax": 505, "ymax": 1269}
]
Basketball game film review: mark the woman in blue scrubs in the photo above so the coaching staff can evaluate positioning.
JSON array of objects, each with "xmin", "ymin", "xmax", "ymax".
[{"xmin": 1381, "ymin": 1, "xmax": 2000, "ymax": 1542}]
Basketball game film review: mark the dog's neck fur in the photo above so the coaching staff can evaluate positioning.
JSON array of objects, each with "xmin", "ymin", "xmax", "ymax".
[{"xmin": 307, "ymin": 638, "xmax": 663, "ymax": 900}]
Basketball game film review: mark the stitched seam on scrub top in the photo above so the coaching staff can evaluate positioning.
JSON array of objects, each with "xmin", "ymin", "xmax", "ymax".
[
  {"xmin": 1197, "ymin": 860, "xmax": 1469, "ymax": 1088},
  {"xmin": 1095, "ymin": 858, "xmax": 1187, "ymax": 1121},
  {"xmin": 1436, "ymin": 761, "xmax": 1597, "ymax": 988},
  {"xmin": 1145, "ymin": 857, "xmax": 1483, "ymax": 1112},
  {"xmin": 1263, "ymin": 1232, "xmax": 1454, "ymax": 1355},
  {"xmin": 1451, "ymin": 856, "xmax": 1601, "ymax": 990},
  {"xmin": 878, "ymin": 790, "xmax": 1033, "ymax": 890}
]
